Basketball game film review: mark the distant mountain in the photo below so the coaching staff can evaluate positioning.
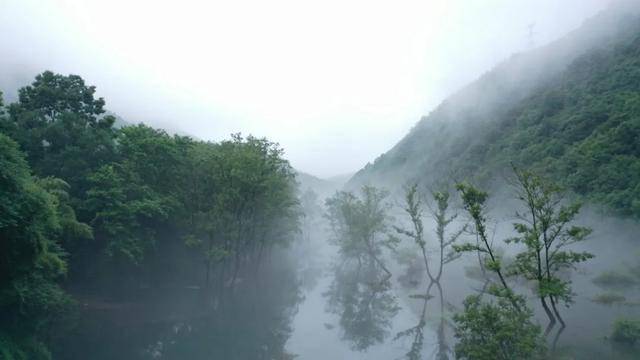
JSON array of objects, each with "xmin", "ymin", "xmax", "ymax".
[
  {"xmin": 296, "ymin": 171, "xmax": 353, "ymax": 201},
  {"xmin": 348, "ymin": 0, "xmax": 640, "ymax": 219}
]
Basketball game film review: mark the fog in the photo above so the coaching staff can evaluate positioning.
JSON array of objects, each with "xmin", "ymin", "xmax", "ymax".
[
  {"xmin": 3, "ymin": 1, "xmax": 640, "ymax": 359},
  {"xmin": 0, "ymin": 0, "xmax": 608, "ymax": 177}
]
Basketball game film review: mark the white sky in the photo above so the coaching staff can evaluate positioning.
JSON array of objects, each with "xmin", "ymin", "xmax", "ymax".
[{"xmin": 0, "ymin": 0, "xmax": 609, "ymax": 177}]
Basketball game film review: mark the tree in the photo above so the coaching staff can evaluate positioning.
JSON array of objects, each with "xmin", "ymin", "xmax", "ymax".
[
  {"xmin": 1, "ymin": 71, "xmax": 117, "ymax": 205},
  {"xmin": 0, "ymin": 134, "xmax": 74, "ymax": 359},
  {"xmin": 182, "ymin": 135, "xmax": 300, "ymax": 290},
  {"xmin": 85, "ymin": 163, "xmax": 169, "ymax": 264},
  {"xmin": 14, "ymin": 71, "xmax": 105, "ymax": 119},
  {"xmin": 451, "ymin": 182, "xmax": 548, "ymax": 359},
  {"xmin": 453, "ymin": 183, "xmax": 519, "ymax": 308},
  {"xmin": 506, "ymin": 168, "xmax": 593, "ymax": 334},
  {"xmin": 82, "ymin": 126, "xmax": 188, "ymax": 291},
  {"xmin": 325, "ymin": 186, "xmax": 397, "ymax": 278},
  {"xmin": 396, "ymin": 184, "xmax": 465, "ymax": 283},
  {"xmin": 299, "ymin": 188, "xmax": 322, "ymax": 242}
]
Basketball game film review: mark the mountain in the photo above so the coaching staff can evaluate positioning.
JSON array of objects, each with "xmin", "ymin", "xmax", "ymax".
[
  {"xmin": 348, "ymin": 0, "xmax": 640, "ymax": 219},
  {"xmin": 296, "ymin": 171, "xmax": 353, "ymax": 201}
]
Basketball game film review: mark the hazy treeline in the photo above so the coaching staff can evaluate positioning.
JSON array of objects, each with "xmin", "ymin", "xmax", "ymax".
[{"xmin": 0, "ymin": 71, "xmax": 300, "ymax": 359}]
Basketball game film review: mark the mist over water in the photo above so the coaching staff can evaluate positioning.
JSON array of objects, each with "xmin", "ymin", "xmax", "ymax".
[
  {"xmin": 2, "ymin": 1, "xmax": 640, "ymax": 360},
  {"xmin": 49, "ymin": 181, "xmax": 640, "ymax": 359}
]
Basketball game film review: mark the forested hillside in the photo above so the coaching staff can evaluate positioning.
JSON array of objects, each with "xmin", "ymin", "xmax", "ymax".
[
  {"xmin": 349, "ymin": 1, "xmax": 640, "ymax": 218},
  {"xmin": 0, "ymin": 72, "xmax": 301, "ymax": 359}
]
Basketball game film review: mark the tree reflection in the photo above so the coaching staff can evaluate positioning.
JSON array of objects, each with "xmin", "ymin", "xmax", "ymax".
[
  {"xmin": 52, "ymin": 255, "xmax": 303, "ymax": 360},
  {"xmin": 395, "ymin": 281, "xmax": 453, "ymax": 360},
  {"xmin": 324, "ymin": 256, "xmax": 400, "ymax": 351},
  {"xmin": 147, "ymin": 260, "xmax": 303, "ymax": 360}
]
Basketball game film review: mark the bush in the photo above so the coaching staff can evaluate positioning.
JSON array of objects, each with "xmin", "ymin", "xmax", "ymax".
[
  {"xmin": 592, "ymin": 292, "xmax": 627, "ymax": 306},
  {"xmin": 453, "ymin": 295, "xmax": 546, "ymax": 359},
  {"xmin": 592, "ymin": 271, "xmax": 637, "ymax": 290},
  {"xmin": 612, "ymin": 319, "xmax": 640, "ymax": 345}
]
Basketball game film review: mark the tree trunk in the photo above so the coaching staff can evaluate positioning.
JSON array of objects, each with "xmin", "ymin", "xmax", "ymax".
[{"xmin": 541, "ymin": 297, "xmax": 557, "ymax": 336}]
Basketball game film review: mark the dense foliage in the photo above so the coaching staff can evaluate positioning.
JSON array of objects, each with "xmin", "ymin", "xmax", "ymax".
[
  {"xmin": 0, "ymin": 72, "xmax": 300, "ymax": 356},
  {"xmin": 0, "ymin": 134, "xmax": 76, "ymax": 359},
  {"xmin": 453, "ymin": 295, "xmax": 545, "ymax": 360},
  {"xmin": 325, "ymin": 186, "xmax": 397, "ymax": 276}
]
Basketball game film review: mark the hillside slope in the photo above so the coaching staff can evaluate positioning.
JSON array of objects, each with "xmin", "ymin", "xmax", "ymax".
[{"xmin": 348, "ymin": 0, "xmax": 640, "ymax": 218}]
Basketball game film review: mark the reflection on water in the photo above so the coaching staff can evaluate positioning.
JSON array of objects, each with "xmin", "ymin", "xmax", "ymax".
[
  {"xmin": 53, "ymin": 254, "xmax": 303, "ymax": 360},
  {"xmin": 394, "ymin": 281, "xmax": 453, "ymax": 360},
  {"xmin": 324, "ymin": 256, "xmax": 400, "ymax": 351},
  {"xmin": 52, "ymin": 214, "xmax": 640, "ymax": 360}
]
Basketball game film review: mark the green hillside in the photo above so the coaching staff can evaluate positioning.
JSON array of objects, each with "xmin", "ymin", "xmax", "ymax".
[{"xmin": 349, "ymin": 1, "xmax": 640, "ymax": 218}]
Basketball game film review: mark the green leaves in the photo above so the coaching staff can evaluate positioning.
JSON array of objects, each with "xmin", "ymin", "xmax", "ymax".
[
  {"xmin": 326, "ymin": 186, "xmax": 394, "ymax": 271},
  {"xmin": 1, "ymin": 72, "xmax": 118, "ymax": 212},
  {"xmin": 453, "ymin": 295, "xmax": 546, "ymax": 360},
  {"xmin": 86, "ymin": 162, "xmax": 169, "ymax": 264},
  {"xmin": 0, "ymin": 134, "xmax": 73, "ymax": 357},
  {"xmin": 0, "ymin": 71, "xmax": 304, "ymax": 357},
  {"xmin": 453, "ymin": 242, "xmax": 485, "ymax": 254},
  {"xmin": 456, "ymin": 182, "xmax": 488, "ymax": 220},
  {"xmin": 509, "ymin": 167, "xmax": 593, "ymax": 313},
  {"xmin": 16, "ymin": 71, "xmax": 105, "ymax": 119}
]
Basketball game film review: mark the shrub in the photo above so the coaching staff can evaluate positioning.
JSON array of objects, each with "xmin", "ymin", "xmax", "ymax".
[
  {"xmin": 453, "ymin": 295, "xmax": 546, "ymax": 359},
  {"xmin": 612, "ymin": 319, "xmax": 640, "ymax": 345}
]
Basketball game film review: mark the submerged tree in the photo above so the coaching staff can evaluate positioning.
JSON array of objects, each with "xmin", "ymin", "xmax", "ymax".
[
  {"xmin": 454, "ymin": 183, "xmax": 519, "ymax": 308},
  {"xmin": 506, "ymin": 168, "xmax": 593, "ymax": 335},
  {"xmin": 0, "ymin": 72, "xmax": 304, "ymax": 357},
  {"xmin": 324, "ymin": 186, "xmax": 401, "ymax": 351},
  {"xmin": 453, "ymin": 295, "xmax": 546, "ymax": 360},
  {"xmin": 183, "ymin": 135, "xmax": 300, "ymax": 290},
  {"xmin": 452, "ymin": 182, "xmax": 547, "ymax": 359},
  {"xmin": 396, "ymin": 184, "xmax": 465, "ymax": 283},
  {"xmin": 325, "ymin": 186, "xmax": 397, "ymax": 278},
  {"xmin": 393, "ymin": 184, "xmax": 463, "ymax": 359}
]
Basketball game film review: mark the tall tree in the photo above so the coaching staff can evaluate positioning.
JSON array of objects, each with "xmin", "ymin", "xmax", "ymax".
[
  {"xmin": 454, "ymin": 183, "xmax": 519, "ymax": 308},
  {"xmin": 183, "ymin": 135, "xmax": 300, "ymax": 290},
  {"xmin": 1, "ymin": 71, "xmax": 117, "ymax": 205},
  {"xmin": 396, "ymin": 184, "xmax": 465, "ymax": 283},
  {"xmin": 0, "ymin": 134, "xmax": 79, "ymax": 359},
  {"xmin": 507, "ymin": 168, "xmax": 593, "ymax": 334}
]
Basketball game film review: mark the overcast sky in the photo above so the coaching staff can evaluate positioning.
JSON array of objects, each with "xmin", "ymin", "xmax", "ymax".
[{"xmin": 0, "ymin": 0, "xmax": 610, "ymax": 177}]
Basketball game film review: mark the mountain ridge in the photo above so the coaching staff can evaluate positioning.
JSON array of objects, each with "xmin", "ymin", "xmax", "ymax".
[{"xmin": 348, "ymin": 0, "xmax": 640, "ymax": 218}]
